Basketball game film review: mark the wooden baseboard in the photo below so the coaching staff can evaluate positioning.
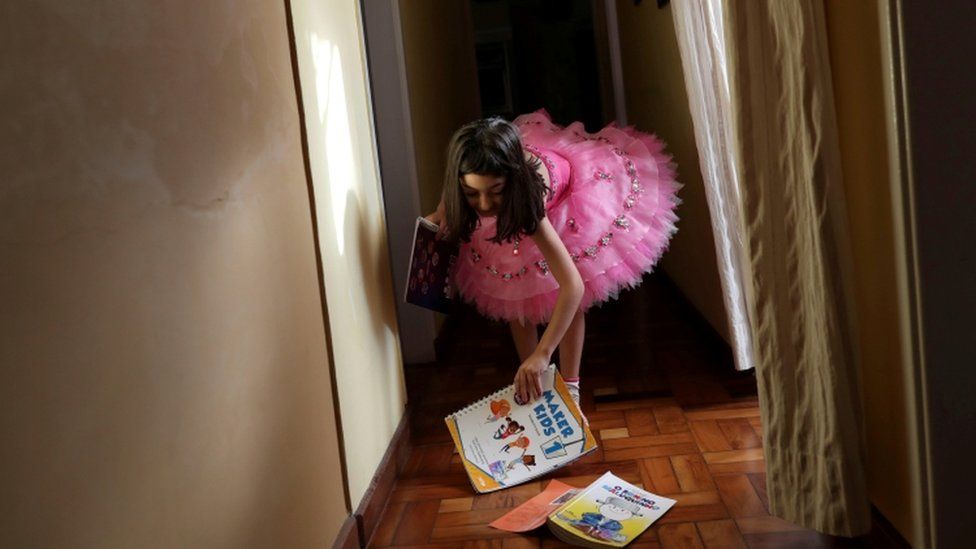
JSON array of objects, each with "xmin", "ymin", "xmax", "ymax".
[
  {"xmin": 869, "ymin": 503, "xmax": 912, "ymax": 548},
  {"xmin": 332, "ymin": 514, "xmax": 360, "ymax": 549},
  {"xmin": 348, "ymin": 407, "xmax": 412, "ymax": 547}
]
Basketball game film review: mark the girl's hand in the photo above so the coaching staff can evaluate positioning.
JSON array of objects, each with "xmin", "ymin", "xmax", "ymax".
[
  {"xmin": 424, "ymin": 199, "xmax": 447, "ymax": 237},
  {"xmin": 514, "ymin": 353, "xmax": 549, "ymax": 404}
]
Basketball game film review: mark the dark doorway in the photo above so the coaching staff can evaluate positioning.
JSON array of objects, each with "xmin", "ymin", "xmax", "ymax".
[{"xmin": 470, "ymin": 0, "xmax": 606, "ymax": 130}]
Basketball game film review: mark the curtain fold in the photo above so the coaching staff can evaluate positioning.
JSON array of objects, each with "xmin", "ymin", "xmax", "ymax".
[
  {"xmin": 670, "ymin": 1, "xmax": 756, "ymax": 373},
  {"xmin": 672, "ymin": 0, "xmax": 871, "ymax": 536}
]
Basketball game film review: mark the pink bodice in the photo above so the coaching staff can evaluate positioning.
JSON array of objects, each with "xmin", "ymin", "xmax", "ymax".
[{"xmin": 524, "ymin": 143, "xmax": 571, "ymax": 207}]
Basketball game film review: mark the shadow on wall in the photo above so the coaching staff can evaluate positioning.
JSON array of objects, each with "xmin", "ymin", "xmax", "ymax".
[
  {"xmin": 308, "ymin": 31, "xmax": 398, "ymax": 340},
  {"xmin": 296, "ymin": 8, "xmax": 406, "ymax": 508},
  {"xmin": 351, "ymin": 190, "xmax": 400, "ymax": 339}
]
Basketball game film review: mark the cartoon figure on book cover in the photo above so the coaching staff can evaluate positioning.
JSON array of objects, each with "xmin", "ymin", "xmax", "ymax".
[
  {"xmin": 512, "ymin": 454, "xmax": 536, "ymax": 471},
  {"xmin": 487, "ymin": 453, "xmax": 536, "ymax": 481},
  {"xmin": 493, "ymin": 417, "xmax": 525, "ymax": 439},
  {"xmin": 557, "ymin": 496, "xmax": 644, "ymax": 544},
  {"xmin": 501, "ymin": 435, "xmax": 530, "ymax": 453},
  {"xmin": 488, "ymin": 454, "xmax": 536, "ymax": 478},
  {"xmin": 486, "ymin": 459, "xmax": 508, "ymax": 481},
  {"xmin": 486, "ymin": 399, "xmax": 512, "ymax": 422}
]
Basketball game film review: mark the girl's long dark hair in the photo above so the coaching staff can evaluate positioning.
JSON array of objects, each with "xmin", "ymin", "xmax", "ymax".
[{"xmin": 442, "ymin": 117, "xmax": 549, "ymax": 244}]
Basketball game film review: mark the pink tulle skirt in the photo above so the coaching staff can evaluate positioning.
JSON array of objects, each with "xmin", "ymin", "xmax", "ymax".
[{"xmin": 453, "ymin": 109, "xmax": 682, "ymax": 324}]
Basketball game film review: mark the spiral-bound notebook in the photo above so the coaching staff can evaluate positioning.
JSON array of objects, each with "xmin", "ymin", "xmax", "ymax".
[{"xmin": 445, "ymin": 366, "xmax": 598, "ymax": 493}]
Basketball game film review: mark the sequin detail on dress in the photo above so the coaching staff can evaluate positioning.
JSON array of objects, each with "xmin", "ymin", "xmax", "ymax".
[{"xmin": 452, "ymin": 109, "xmax": 682, "ymax": 323}]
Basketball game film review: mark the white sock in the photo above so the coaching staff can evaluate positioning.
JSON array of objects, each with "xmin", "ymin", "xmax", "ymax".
[{"xmin": 564, "ymin": 379, "xmax": 581, "ymax": 406}]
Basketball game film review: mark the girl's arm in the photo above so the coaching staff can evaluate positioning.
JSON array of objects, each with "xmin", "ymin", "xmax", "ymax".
[{"xmin": 514, "ymin": 216, "xmax": 584, "ymax": 403}]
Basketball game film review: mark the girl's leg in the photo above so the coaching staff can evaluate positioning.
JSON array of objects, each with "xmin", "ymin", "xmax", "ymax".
[
  {"xmin": 509, "ymin": 318, "xmax": 539, "ymax": 362},
  {"xmin": 558, "ymin": 309, "xmax": 586, "ymax": 378}
]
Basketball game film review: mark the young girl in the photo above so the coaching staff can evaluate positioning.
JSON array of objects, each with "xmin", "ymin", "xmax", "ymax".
[{"xmin": 426, "ymin": 110, "xmax": 681, "ymax": 407}]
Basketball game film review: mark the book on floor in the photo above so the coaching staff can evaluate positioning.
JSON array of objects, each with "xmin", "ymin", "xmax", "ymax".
[
  {"xmin": 404, "ymin": 216, "xmax": 457, "ymax": 314},
  {"xmin": 445, "ymin": 365, "xmax": 598, "ymax": 493},
  {"xmin": 489, "ymin": 479, "xmax": 581, "ymax": 532},
  {"xmin": 491, "ymin": 472, "xmax": 677, "ymax": 547}
]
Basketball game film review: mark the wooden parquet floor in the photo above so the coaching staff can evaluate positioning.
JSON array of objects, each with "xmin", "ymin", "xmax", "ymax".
[{"xmin": 370, "ymin": 273, "xmax": 905, "ymax": 548}]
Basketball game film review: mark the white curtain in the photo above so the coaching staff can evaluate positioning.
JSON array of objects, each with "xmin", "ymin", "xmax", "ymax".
[
  {"xmin": 670, "ymin": 2, "xmax": 756, "ymax": 373},
  {"xmin": 671, "ymin": 0, "xmax": 871, "ymax": 537}
]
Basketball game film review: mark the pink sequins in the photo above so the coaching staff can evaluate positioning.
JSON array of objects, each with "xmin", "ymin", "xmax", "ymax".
[
  {"xmin": 486, "ymin": 264, "xmax": 528, "ymax": 281},
  {"xmin": 524, "ymin": 144, "xmax": 559, "ymax": 188}
]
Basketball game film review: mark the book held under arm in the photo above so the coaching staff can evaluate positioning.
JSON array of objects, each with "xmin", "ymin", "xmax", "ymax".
[
  {"xmin": 404, "ymin": 216, "xmax": 457, "ymax": 314},
  {"xmin": 445, "ymin": 365, "xmax": 597, "ymax": 493}
]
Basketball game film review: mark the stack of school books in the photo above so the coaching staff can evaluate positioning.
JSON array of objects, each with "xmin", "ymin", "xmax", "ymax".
[
  {"xmin": 444, "ymin": 366, "xmax": 677, "ymax": 546},
  {"xmin": 490, "ymin": 472, "xmax": 677, "ymax": 547}
]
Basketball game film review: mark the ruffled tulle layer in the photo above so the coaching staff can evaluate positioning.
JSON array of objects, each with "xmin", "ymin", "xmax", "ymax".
[{"xmin": 453, "ymin": 109, "xmax": 682, "ymax": 324}]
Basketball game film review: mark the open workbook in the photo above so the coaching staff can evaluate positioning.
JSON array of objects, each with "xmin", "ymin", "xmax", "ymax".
[
  {"xmin": 490, "ymin": 472, "xmax": 677, "ymax": 547},
  {"xmin": 445, "ymin": 365, "xmax": 598, "ymax": 493}
]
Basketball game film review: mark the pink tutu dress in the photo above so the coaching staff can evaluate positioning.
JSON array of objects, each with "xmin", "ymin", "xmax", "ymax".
[{"xmin": 452, "ymin": 109, "xmax": 682, "ymax": 324}]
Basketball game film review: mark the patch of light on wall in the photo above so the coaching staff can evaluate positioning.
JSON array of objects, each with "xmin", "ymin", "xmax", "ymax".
[{"xmin": 310, "ymin": 33, "xmax": 356, "ymax": 256}]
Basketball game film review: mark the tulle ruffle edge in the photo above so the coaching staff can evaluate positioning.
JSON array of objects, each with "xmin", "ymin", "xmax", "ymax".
[
  {"xmin": 451, "ymin": 109, "xmax": 684, "ymax": 324},
  {"xmin": 453, "ymin": 201, "xmax": 681, "ymax": 325},
  {"xmin": 517, "ymin": 108, "xmax": 677, "ymax": 164}
]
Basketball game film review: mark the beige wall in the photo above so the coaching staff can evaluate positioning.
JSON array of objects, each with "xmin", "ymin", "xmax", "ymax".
[
  {"xmin": 289, "ymin": 0, "xmax": 406, "ymax": 509},
  {"xmin": 0, "ymin": 1, "xmax": 346, "ymax": 547},
  {"xmin": 399, "ymin": 0, "xmax": 482, "ymax": 214},
  {"xmin": 614, "ymin": 1, "xmax": 730, "ymax": 343},
  {"xmin": 824, "ymin": 1, "xmax": 916, "ymax": 543}
]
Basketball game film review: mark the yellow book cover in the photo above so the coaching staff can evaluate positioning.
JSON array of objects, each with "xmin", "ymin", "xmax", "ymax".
[
  {"xmin": 547, "ymin": 471, "xmax": 677, "ymax": 547},
  {"xmin": 445, "ymin": 365, "xmax": 597, "ymax": 493}
]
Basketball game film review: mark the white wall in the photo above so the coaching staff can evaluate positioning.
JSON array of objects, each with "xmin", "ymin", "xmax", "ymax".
[{"xmin": 288, "ymin": 0, "xmax": 407, "ymax": 508}]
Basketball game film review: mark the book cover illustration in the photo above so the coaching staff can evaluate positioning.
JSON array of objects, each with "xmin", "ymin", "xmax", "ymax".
[
  {"xmin": 404, "ymin": 217, "xmax": 457, "ymax": 314},
  {"xmin": 445, "ymin": 366, "xmax": 597, "ymax": 493},
  {"xmin": 548, "ymin": 471, "xmax": 677, "ymax": 547}
]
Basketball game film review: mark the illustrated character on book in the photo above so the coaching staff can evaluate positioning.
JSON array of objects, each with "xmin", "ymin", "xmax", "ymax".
[
  {"xmin": 557, "ymin": 496, "xmax": 644, "ymax": 543},
  {"xmin": 486, "ymin": 399, "xmax": 512, "ymax": 422},
  {"xmin": 493, "ymin": 417, "xmax": 525, "ymax": 440},
  {"xmin": 487, "ymin": 459, "xmax": 508, "ymax": 481},
  {"xmin": 508, "ymin": 454, "xmax": 536, "ymax": 471},
  {"xmin": 501, "ymin": 435, "xmax": 530, "ymax": 453},
  {"xmin": 486, "ymin": 454, "xmax": 537, "ymax": 482}
]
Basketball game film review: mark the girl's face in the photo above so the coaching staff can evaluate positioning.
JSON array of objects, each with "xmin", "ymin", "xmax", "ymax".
[{"xmin": 461, "ymin": 173, "xmax": 506, "ymax": 217}]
